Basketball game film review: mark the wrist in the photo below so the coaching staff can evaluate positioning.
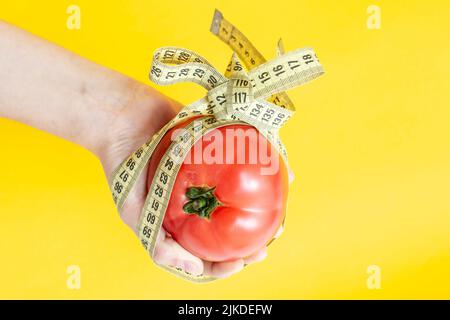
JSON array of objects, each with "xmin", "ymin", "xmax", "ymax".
[{"xmin": 91, "ymin": 79, "xmax": 178, "ymax": 182}]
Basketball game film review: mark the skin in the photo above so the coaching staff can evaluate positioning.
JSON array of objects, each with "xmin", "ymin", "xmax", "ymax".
[{"xmin": 0, "ymin": 20, "xmax": 280, "ymax": 278}]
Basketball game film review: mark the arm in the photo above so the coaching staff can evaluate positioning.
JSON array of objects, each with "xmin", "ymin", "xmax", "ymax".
[{"xmin": 0, "ymin": 20, "xmax": 176, "ymax": 174}]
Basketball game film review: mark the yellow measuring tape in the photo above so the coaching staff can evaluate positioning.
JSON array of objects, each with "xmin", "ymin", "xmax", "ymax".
[{"xmin": 110, "ymin": 9, "xmax": 324, "ymax": 282}]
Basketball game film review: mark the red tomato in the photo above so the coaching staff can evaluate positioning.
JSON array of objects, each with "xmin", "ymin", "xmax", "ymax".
[{"xmin": 147, "ymin": 117, "xmax": 288, "ymax": 262}]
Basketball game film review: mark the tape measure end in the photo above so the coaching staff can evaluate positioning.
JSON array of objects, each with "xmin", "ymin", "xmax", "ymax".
[{"xmin": 210, "ymin": 9, "xmax": 223, "ymax": 35}]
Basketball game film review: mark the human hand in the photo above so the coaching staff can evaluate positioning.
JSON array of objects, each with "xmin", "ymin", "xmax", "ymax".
[{"xmin": 99, "ymin": 83, "xmax": 272, "ymax": 278}]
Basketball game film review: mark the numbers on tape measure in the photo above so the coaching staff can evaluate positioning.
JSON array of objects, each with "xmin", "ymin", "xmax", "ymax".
[
  {"xmin": 259, "ymin": 71, "xmax": 271, "ymax": 84},
  {"xmin": 146, "ymin": 213, "xmax": 156, "ymax": 224},
  {"xmin": 163, "ymin": 49, "xmax": 175, "ymax": 60},
  {"xmin": 232, "ymin": 92, "xmax": 248, "ymax": 104},
  {"xmin": 227, "ymin": 60, "xmax": 243, "ymax": 72},
  {"xmin": 288, "ymin": 60, "xmax": 301, "ymax": 70},
  {"xmin": 150, "ymin": 47, "xmax": 228, "ymax": 92},
  {"xmin": 261, "ymin": 109, "xmax": 275, "ymax": 122},
  {"xmin": 216, "ymin": 94, "xmax": 226, "ymax": 105},
  {"xmin": 142, "ymin": 226, "xmax": 152, "ymax": 238},
  {"xmin": 114, "ymin": 181, "xmax": 123, "ymax": 194},
  {"xmin": 141, "ymin": 239, "xmax": 149, "ymax": 250},
  {"xmin": 155, "ymin": 185, "xmax": 164, "ymax": 198},
  {"xmin": 172, "ymin": 145, "xmax": 183, "ymax": 157},
  {"xmin": 179, "ymin": 131, "xmax": 191, "ymax": 143},
  {"xmin": 178, "ymin": 51, "xmax": 191, "ymax": 62},
  {"xmin": 203, "ymin": 117, "xmax": 216, "ymax": 125},
  {"xmin": 254, "ymin": 53, "xmax": 320, "ymax": 88},
  {"xmin": 273, "ymin": 64, "xmax": 285, "ymax": 76},
  {"xmin": 303, "ymin": 54, "xmax": 314, "ymax": 64},
  {"xmin": 164, "ymin": 158, "xmax": 174, "ymax": 170},
  {"xmin": 151, "ymin": 66, "xmax": 162, "ymax": 78},
  {"xmin": 160, "ymin": 171, "xmax": 169, "ymax": 185},
  {"xmin": 207, "ymin": 75, "xmax": 219, "ymax": 87},
  {"xmin": 119, "ymin": 170, "xmax": 129, "ymax": 182},
  {"xmin": 233, "ymin": 78, "xmax": 249, "ymax": 87},
  {"xmin": 250, "ymin": 103, "xmax": 263, "ymax": 117},
  {"xmin": 178, "ymin": 111, "xmax": 189, "ymax": 118},
  {"xmin": 135, "ymin": 148, "xmax": 144, "ymax": 158},
  {"xmin": 179, "ymin": 68, "xmax": 189, "ymax": 77},
  {"xmin": 193, "ymin": 69, "xmax": 205, "ymax": 78},
  {"xmin": 126, "ymin": 159, "xmax": 136, "ymax": 170},
  {"xmin": 272, "ymin": 113, "xmax": 287, "ymax": 126},
  {"xmin": 165, "ymin": 72, "xmax": 176, "ymax": 79},
  {"xmin": 151, "ymin": 199, "xmax": 160, "ymax": 210}
]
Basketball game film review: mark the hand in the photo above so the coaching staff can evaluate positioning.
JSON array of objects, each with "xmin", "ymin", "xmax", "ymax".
[{"xmin": 99, "ymin": 83, "xmax": 270, "ymax": 278}]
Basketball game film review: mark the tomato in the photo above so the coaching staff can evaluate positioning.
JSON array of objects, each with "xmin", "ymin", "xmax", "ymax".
[{"xmin": 147, "ymin": 116, "xmax": 289, "ymax": 262}]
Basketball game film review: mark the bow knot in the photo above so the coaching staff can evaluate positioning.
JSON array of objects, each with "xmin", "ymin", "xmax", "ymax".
[{"xmin": 149, "ymin": 45, "xmax": 323, "ymax": 133}]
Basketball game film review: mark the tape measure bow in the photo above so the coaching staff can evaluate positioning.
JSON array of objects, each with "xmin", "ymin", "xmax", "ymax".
[
  {"xmin": 150, "ymin": 45, "xmax": 322, "ymax": 131},
  {"xmin": 109, "ymin": 9, "xmax": 324, "ymax": 282}
]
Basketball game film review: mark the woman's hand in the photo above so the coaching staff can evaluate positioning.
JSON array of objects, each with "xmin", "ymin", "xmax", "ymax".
[{"xmin": 100, "ymin": 83, "xmax": 269, "ymax": 278}]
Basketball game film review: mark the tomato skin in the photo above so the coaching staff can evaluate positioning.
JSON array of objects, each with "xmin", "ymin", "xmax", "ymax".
[{"xmin": 147, "ymin": 117, "xmax": 289, "ymax": 262}]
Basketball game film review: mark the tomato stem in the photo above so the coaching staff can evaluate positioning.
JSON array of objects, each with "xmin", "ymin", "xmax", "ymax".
[{"xmin": 183, "ymin": 186, "xmax": 221, "ymax": 219}]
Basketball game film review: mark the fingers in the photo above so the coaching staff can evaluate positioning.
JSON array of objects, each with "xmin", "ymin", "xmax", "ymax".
[
  {"xmin": 204, "ymin": 259, "xmax": 245, "ymax": 278},
  {"xmin": 244, "ymin": 247, "xmax": 268, "ymax": 265},
  {"xmin": 153, "ymin": 229, "xmax": 204, "ymax": 276},
  {"xmin": 153, "ymin": 230, "xmax": 272, "ymax": 279},
  {"xmin": 203, "ymin": 247, "xmax": 268, "ymax": 279}
]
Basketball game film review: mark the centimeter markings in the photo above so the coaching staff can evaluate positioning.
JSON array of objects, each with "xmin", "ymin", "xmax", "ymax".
[
  {"xmin": 210, "ymin": 9, "xmax": 295, "ymax": 111},
  {"xmin": 210, "ymin": 9, "xmax": 265, "ymax": 67},
  {"xmin": 248, "ymin": 48, "xmax": 323, "ymax": 99},
  {"xmin": 155, "ymin": 46, "xmax": 214, "ymax": 65},
  {"xmin": 227, "ymin": 73, "xmax": 293, "ymax": 130},
  {"xmin": 110, "ymin": 122, "xmax": 172, "ymax": 211},
  {"xmin": 236, "ymin": 100, "xmax": 292, "ymax": 131},
  {"xmin": 150, "ymin": 47, "xmax": 227, "ymax": 90}
]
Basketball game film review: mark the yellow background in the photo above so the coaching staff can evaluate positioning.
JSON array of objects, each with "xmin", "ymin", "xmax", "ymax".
[{"xmin": 1, "ymin": 0, "xmax": 450, "ymax": 299}]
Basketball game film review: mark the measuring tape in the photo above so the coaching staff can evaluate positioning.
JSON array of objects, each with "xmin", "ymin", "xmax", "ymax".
[
  {"xmin": 110, "ymin": 9, "xmax": 324, "ymax": 282},
  {"xmin": 210, "ymin": 9, "xmax": 295, "ymax": 111}
]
